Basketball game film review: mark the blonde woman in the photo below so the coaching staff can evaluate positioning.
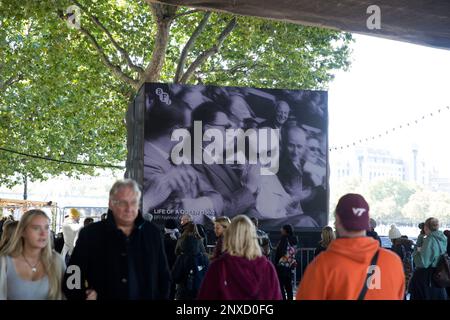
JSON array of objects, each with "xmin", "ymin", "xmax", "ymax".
[
  {"xmin": 211, "ymin": 216, "xmax": 231, "ymax": 260},
  {"xmin": 0, "ymin": 209, "xmax": 65, "ymax": 300},
  {"xmin": 197, "ymin": 215, "xmax": 282, "ymax": 300},
  {"xmin": 314, "ymin": 226, "xmax": 335, "ymax": 257}
]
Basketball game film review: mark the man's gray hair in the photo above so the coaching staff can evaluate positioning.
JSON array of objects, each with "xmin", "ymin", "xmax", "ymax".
[
  {"xmin": 181, "ymin": 214, "xmax": 193, "ymax": 222},
  {"xmin": 109, "ymin": 179, "xmax": 141, "ymax": 200}
]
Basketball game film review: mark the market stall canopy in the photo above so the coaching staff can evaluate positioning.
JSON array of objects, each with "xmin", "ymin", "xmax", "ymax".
[
  {"xmin": 0, "ymin": 198, "xmax": 55, "ymax": 209},
  {"xmin": 147, "ymin": 0, "xmax": 450, "ymax": 50}
]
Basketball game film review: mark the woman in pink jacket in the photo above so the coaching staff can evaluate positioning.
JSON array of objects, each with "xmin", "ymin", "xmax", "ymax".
[{"xmin": 197, "ymin": 215, "xmax": 282, "ymax": 300}]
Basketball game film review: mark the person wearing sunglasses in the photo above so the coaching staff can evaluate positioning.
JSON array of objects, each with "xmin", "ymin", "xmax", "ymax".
[
  {"xmin": 143, "ymin": 98, "xmax": 223, "ymax": 225},
  {"xmin": 191, "ymin": 102, "xmax": 260, "ymax": 219}
]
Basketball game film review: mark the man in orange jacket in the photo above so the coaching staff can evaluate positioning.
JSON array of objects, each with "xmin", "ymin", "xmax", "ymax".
[{"xmin": 296, "ymin": 193, "xmax": 405, "ymax": 300}]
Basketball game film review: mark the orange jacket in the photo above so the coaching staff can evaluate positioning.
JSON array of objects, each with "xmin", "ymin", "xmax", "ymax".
[{"xmin": 296, "ymin": 237, "xmax": 405, "ymax": 300}]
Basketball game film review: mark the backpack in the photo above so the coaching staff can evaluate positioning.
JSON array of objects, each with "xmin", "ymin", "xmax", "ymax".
[
  {"xmin": 256, "ymin": 230, "xmax": 272, "ymax": 257},
  {"xmin": 278, "ymin": 242, "xmax": 297, "ymax": 269},
  {"xmin": 399, "ymin": 245, "xmax": 413, "ymax": 290},
  {"xmin": 432, "ymin": 253, "xmax": 450, "ymax": 288}
]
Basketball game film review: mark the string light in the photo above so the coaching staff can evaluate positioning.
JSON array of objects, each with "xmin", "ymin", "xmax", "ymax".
[{"xmin": 330, "ymin": 105, "xmax": 449, "ymax": 152}]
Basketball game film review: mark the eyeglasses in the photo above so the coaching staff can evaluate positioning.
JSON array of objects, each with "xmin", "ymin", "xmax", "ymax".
[
  {"xmin": 309, "ymin": 147, "xmax": 321, "ymax": 152},
  {"xmin": 111, "ymin": 199, "xmax": 139, "ymax": 208}
]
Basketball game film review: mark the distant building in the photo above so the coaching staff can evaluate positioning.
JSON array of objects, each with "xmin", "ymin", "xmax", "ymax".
[
  {"xmin": 428, "ymin": 168, "xmax": 450, "ymax": 193},
  {"xmin": 331, "ymin": 147, "xmax": 428, "ymax": 185}
]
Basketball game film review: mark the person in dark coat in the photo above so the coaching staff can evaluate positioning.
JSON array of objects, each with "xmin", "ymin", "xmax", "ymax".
[
  {"xmin": 443, "ymin": 230, "xmax": 450, "ymax": 256},
  {"xmin": 444, "ymin": 230, "xmax": 450, "ymax": 298},
  {"xmin": 180, "ymin": 214, "xmax": 208, "ymax": 249},
  {"xmin": 389, "ymin": 226, "xmax": 414, "ymax": 296},
  {"xmin": 274, "ymin": 224, "xmax": 298, "ymax": 300},
  {"xmin": 173, "ymin": 222, "xmax": 208, "ymax": 300},
  {"xmin": 163, "ymin": 219, "xmax": 180, "ymax": 300},
  {"xmin": 366, "ymin": 218, "xmax": 382, "ymax": 246},
  {"xmin": 164, "ymin": 219, "xmax": 180, "ymax": 269},
  {"xmin": 54, "ymin": 232, "xmax": 64, "ymax": 254},
  {"xmin": 63, "ymin": 179, "xmax": 171, "ymax": 300}
]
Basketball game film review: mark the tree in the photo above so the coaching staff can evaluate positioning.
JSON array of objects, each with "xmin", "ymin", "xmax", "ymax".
[
  {"xmin": 404, "ymin": 191, "xmax": 450, "ymax": 224},
  {"xmin": 428, "ymin": 192, "xmax": 450, "ymax": 224},
  {"xmin": 0, "ymin": 0, "xmax": 352, "ymax": 186},
  {"xmin": 402, "ymin": 191, "xmax": 432, "ymax": 223},
  {"xmin": 370, "ymin": 196, "xmax": 398, "ymax": 222},
  {"xmin": 368, "ymin": 178, "xmax": 417, "ymax": 210},
  {"xmin": 330, "ymin": 177, "xmax": 364, "ymax": 209}
]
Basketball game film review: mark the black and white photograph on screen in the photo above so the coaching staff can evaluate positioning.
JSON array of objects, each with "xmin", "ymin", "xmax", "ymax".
[{"xmin": 143, "ymin": 83, "xmax": 328, "ymax": 231}]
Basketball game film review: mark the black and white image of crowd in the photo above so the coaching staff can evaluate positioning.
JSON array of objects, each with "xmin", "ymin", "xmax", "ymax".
[{"xmin": 143, "ymin": 83, "xmax": 328, "ymax": 230}]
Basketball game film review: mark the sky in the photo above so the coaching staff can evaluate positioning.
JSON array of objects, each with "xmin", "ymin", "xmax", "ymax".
[{"xmin": 328, "ymin": 34, "xmax": 450, "ymax": 175}]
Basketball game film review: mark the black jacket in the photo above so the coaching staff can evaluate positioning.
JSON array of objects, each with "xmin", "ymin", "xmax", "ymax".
[
  {"xmin": 366, "ymin": 230, "xmax": 382, "ymax": 246},
  {"xmin": 314, "ymin": 244, "xmax": 326, "ymax": 257},
  {"xmin": 164, "ymin": 232, "xmax": 180, "ymax": 269},
  {"xmin": 275, "ymin": 235, "xmax": 298, "ymax": 264},
  {"xmin": 172, "ymin": 235, "xmax": 208, "ymax": 284},
  {"xmin": 63, "ymin": 210, "xmax": 170, "ymax": 300}
]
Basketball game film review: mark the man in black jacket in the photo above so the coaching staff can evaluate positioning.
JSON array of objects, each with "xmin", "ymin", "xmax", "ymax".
[
  {"xmin": 63, "ymin": 179, "xmax": 170, "ymax": 300},
  {"xmin": 366, "ymin": 218, "xmax": 382, "ymax": 246}
]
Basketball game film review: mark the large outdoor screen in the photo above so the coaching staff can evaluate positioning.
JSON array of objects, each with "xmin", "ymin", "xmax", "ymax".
[{"xmin": 143, "ymin": 83, "xmax": 328, "ymax": 230}]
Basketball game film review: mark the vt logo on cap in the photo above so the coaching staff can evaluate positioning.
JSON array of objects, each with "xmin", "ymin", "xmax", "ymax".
[
  {"xmin": 335, "ymin": 193, "xmax": 370, "ymax": 231},
  {"xmin": 352, "ymin": 208, "xmax": 366, "ymax": 217}
]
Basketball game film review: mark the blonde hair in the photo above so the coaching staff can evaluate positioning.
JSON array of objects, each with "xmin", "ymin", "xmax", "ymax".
[
  {"xmin": 0, "ymin": 210, "xmax": 64, "ymax": 300},
  {"xmin": 223, "ymin": 215, "xmax": 262, "ymax": 260},
  {"xmin": 319, "ymin": 226, "xmax": 335, "ymax": 248},
  {"xmin": 0, "ymin": 220, "xmax": 18, "ymax": 251},
  {"xmin": 425, "ymin": 217, "xmax": 439, "ymax": 232},
  {"xmin": 214, "ymin": 216, "xmax": 231, "ymax": 229}
]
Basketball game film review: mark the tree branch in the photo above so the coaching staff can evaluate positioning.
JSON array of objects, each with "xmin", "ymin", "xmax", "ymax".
[
  {"xmin": 228, "ymin": 62, "xmax": 263, "ymax": 74},
  {"xmin": 73, "ymin": 0, "xmax": 144, "ymax": 76},
  {"xmin": 140, "ymin": 3, "xmax": 178, "ymax": 86},
  {"xmin": 0, "ymin": 62, "xmax": 23, "ymax": 90},
  {"xmin": 174, "ymin": 11, "xmax": 211, "ymax": 83},
  {"xmin": 172, "ymin": 9, "xmax": 201, "ymax": 20},
  {"xmin": 78, "ymin": 25, "xmax": 139, "ymax": 88},
  {"xmin": 57, "ymin": 9, "xmax": 139, "ymax": 89},
  {"xmin": 0, "ymin": 75, "xmax": 22, "ymax": 91},
  {"xmin": 91, "ymin": 16, "xmax": 145, "ymax": 75},
  {"xmin": 179, "ymin": 17, "xmax": 237, "ymax": 84}
]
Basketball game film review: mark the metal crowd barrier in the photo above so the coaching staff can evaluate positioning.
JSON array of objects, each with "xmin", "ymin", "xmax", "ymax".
[{"xmin": 295, "ymin": 248, "xmax": 316, "ymax": 284}]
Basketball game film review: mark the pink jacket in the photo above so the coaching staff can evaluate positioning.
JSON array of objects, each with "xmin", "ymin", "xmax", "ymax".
[{"xmin": 197, "ymin": 253, "xmax": 282, "ymax": 300}]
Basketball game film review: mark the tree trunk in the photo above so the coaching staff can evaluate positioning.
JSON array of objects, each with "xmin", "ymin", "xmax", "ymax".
[{"xmin": 141, "ymin": 3, "xmax": 178, "ymax": 86}]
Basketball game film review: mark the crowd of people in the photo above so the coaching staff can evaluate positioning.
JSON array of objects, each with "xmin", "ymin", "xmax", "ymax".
[{"xmin": 1, "ymin": 179, "xmax": 449, "ymax": 300}]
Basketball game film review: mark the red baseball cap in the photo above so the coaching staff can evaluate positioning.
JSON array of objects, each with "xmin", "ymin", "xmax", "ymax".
[{"xmin": 335, "ymin": 193, "xmax": 370, "ymax": 231}]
